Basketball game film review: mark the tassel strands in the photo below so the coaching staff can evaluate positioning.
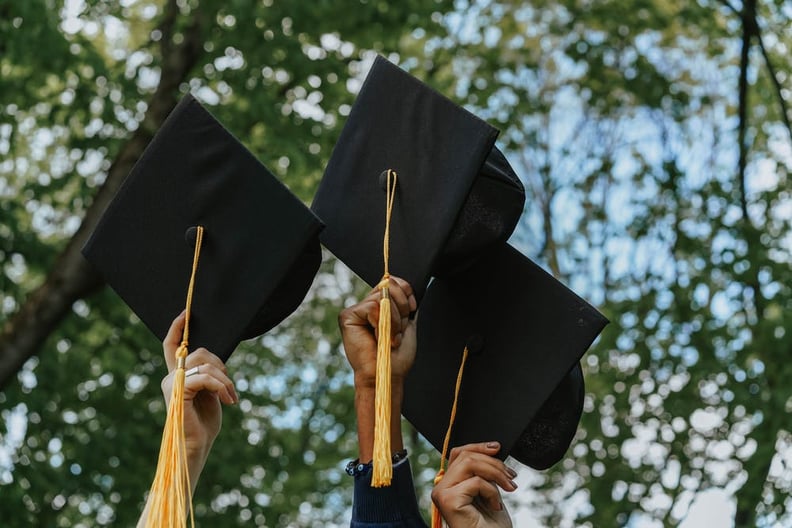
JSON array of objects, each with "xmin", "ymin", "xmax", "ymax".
[
  {"xmin": 431, "ymin": 346, "xmax": 470, "ymax": 528},
  {"xmin": 372, "ymin": 169, "xmax": 398, "ymax": 487},
  {"xmin": 372, "ymin": 279, "xmax": 392, "ymax": 486},
  {"xmin": 144, "ymin": 225, "xmax": 204, "ymax": 528}
]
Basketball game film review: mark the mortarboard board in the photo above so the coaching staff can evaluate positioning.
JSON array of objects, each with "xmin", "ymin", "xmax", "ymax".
[
  {"xmin": 402, "ymin": 243, "xmax": 608, "ymax": 470},
  {"xmin": 82, "ymin": 94, "xmax": 323, "ymax": 362},
  {"xmin": 311, "ymin": 55, "xmax": 525, "ymax": 302},
  {"xmin": 311, "ymin": 55, "xmax": 525, "ymax": 486}
]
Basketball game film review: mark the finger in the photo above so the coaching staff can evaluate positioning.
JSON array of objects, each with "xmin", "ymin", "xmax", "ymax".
[
  {"xmin": 389, "ymin": 276, "xmax": 417, "ymax": 312},
  {"xmin": 339, "ymin": 283, "xmax": 411, "ymax": 343},
  {"xmin": 186, "ymin": 347, "xmax": 227, "ymax": 375},
  {"xmin": 163, "ymin": 311, "xmax": 186, "ymax": 371},
  {"xmin": 185, "ymin": 359, "xmax": 238, "ymax": 403},
  {"xmin": 388, "ymin": 295, "xmax": 404, "ymax": 338},
  {"xmin": 432, "ymin": 476, "xmax": 500, "ymax": 514},
  {"xmin": 433, "ymin": 477, "xmax": 507, "ymax": 516},
  {"xmin": 400, "ymin": 316, "xmax": 417, "ymax": 345},
  {"xmin": 184, "ymin": 364, "xmax": 237, "ymax": 405},
  {"xmin": 448, "ymin": 441, "xmax": 502, "ymax": 465},
  {"xmin": 361, "ymin": 296, "xmax": 401, "ymax": 341},
  {"xmin": 385, "ymin": 277, "xmax": 413, "ymax": 319},
  {"xmin": 465, "ymin": 477, "xmax": 506, "ymax": 512},
  {"xmin": 443, "ymin": 451, "xmax": 517, "ymax": 491},
  {"xmin": 339, "ymin": 298, "xmax": 380, "ymax": 332},
  {"xmin": 337, "ymin": 281, "xmax": 385, "ymax": 330},
  {"xmin": 365, "ymin": 299, "xmax": 382, "ymax": 333}
]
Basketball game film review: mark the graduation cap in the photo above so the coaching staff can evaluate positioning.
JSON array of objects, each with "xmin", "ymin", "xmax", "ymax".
[
  {"xmin": 311, "ymin": 55, "xmax": 525, "ymax": 302},
  {"xmin": 82, "ymin": 94, "xmax": 323, "ymax": 362},
  {"xmin": 311, "ymin": 55, "xmax": 524, "ymax": 486},
  {"xmin": 403, "ymin": 243, "xmax": 608, "ymax": 471},
  {"xmin": 82, "ymin": 94, "xmax": 323, "ymax": 526}
]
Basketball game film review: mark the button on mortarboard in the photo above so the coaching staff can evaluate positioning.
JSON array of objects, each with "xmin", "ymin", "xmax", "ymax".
[
  {"xmin": 311, "ymin": 55, "xmax": 525, "ymax": 302},
  {"xmin": 82, "ymin": 94, "xmax": 323, "ymax": 362},
  {"xmin": 184, "ymin": 226, "xmax": 200, "ymax": 248},
  {"xmin": 403, "ymin": 243, "xmax": 608, "ymax": 469}
]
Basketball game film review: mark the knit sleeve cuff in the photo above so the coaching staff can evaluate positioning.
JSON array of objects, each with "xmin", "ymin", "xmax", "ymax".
[{"xmin": 350, "ymin": 458, "xmax": 424, "ymax": 527}]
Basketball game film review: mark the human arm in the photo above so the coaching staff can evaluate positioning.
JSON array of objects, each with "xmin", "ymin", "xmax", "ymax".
[
  {"xmin": 339, "ymin": 276, "xmax": 417, "ymax": 462},
  {"xmin": 137, "ymin": 312, "xmax": 238, "ymax": 526},
  {"xmin": 339, "ymin": 277, "xmax": 425, "ymax": 527},
  {"xmin": 430, "ymin": 442, "xmax": 516, "ymax": 528}
]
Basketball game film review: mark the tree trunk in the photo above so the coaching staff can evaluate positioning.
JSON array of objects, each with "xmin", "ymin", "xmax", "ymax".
[{"xmin": 0, "ymin": 0, "xmax": 204, "ymax": 389}]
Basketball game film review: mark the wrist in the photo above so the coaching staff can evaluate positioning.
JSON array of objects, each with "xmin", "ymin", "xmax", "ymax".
[
  {"xmin": 185, "ymin": 439, "xmax": 213, "ymax": 488},
  {"xmin": 354, "ymin": 380, "xmax": 405, "ymax": 464},
  {"xmin": 354, "ymin": 373, "xmax": 377, "ymax": 391},
  {"xmin": 346, "ymin": 449, "xmax": 409, "ymax": 476},
  {"xmin": 186, "ymin": 435, "xmax": 214, "ymax": 461},
  {"xmin": 354, "ymin": 373, "xmax": 407, "ymax": 392}
]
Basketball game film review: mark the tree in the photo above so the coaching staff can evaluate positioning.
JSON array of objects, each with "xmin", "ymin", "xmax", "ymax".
[
  {"xmin": 2, "ymin": 0, "xmax": 791, "ymax": 526},
  {"xmin": 418, "ymin": 1, "xmax": 791, "ymax": 526},
  {"xmin": 1, "ymin": 0, "xmax": 451, "ymax": 524}
]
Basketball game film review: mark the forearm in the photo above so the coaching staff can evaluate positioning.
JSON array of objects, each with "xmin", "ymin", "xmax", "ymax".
[
  {"xmin": 351, "ymin": 381, "xmax": 422, "ymax": 527},
  {"xmin": 135, "ymin": 446, "xmax": 211, "ymax": 527},
  {"xmin": 355, "ymin": 375, "xmax": 405, "ymax": 463}
]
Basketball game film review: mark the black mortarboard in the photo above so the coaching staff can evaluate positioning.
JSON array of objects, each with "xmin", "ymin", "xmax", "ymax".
[
  {"xmin": 402, "ymin": 244, "xmax": 608, "ymax": 469},
  {"xmin": 311, "ymin": 55, "xmax": 525, "ymax": 302},
  {"xmin": 82, "ymin": 94, "xmax": 323, "ymax": 362}
]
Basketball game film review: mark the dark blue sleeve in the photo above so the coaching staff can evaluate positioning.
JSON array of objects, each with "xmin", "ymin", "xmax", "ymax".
[{"xmin": 350, "ymin": 459, "xmax": 428, "ymax": 528}]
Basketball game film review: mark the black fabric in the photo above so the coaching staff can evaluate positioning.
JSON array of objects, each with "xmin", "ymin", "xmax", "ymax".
[
  {"xmin": 240, "ymin": 235, "xmax": 322, "ymax": 340},
  {"xmin": 403, "ymin": 244, "xmax": 607, "ymax": 470},
  {"xmin": 434, "ymin": 146, "xmax": 524, "ymax": 277},
  {"xmin": 351, "ymin": 459, "xmax": 426, "ymax": 528},
  {"xmin": 82, "ymin": 94, "xmax": 323, "ymax": 362},
  {"xmin": 311, "ymin": 55, "xmax": 524, "ymax": 302},
  {"xmin": 509, "ymin": 362, "xmax": 585, "ymax": 469}
]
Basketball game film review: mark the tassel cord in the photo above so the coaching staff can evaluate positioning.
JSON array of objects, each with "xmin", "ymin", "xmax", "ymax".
[
  {"xmin": 144, "ymin": 226, "xmax": 204, "ymax": 528},
  {"xmin": 372, "ymin": 170, "xmax": 398, "ymax": 487},
  {"xmin": 431, "ymin": 346, "xmax": 470, "ymax": 528}
]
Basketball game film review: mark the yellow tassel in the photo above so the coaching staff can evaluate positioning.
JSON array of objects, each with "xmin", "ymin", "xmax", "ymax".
[
  {"xmin": 372, "ymin": 169, "xmax": 397, "ymax": 487},
  {"xmin": 431, "ymin": 469, "xmax": 446, "ymax": 528},
  {"xmin": 144, "ymin": 226, "xmax": 204, "ymax": 527},
  {"xmin": 430, "ymin": 346, "xmax": 469, "ymax": 525},
  {"xmin": 145, "ymin": 346, "xmax": 194, "ymax": 528},
  {"xmin": 372, "ymin": 282, "xmax": 393, "ymax": 487}
]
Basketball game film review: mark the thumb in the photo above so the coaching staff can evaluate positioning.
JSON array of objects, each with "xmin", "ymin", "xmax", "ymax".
[{"xmin": 163, "ymin": 310, "xmax": 186, "ymax": 371}]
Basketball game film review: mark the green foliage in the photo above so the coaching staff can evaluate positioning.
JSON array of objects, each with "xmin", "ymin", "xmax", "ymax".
[
  {"xmin": 1, "ymin": 0, "xmax": 452, "ymax": 525},
  {"xmin": 2, "ymin": 0, "xmax": 791, "ymax": 526}
]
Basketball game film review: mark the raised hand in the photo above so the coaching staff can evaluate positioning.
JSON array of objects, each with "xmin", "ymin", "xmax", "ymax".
[{"xmin": 431, "ymin": 442, "xmax": 516, "ymax": 528}]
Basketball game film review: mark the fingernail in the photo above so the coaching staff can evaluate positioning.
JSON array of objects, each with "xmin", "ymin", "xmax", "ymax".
[
  {"xmin": 509, "ymin": 480, "xmax": 518, "ymax": 489},
  {"xmin": 507, "ymin": 467, "xmax": 517, "ymax": 478},
  {"xmin": 499, "ymin": 501, "xmax": 505, "ymax": 511},
  {"xmin": 486, "ymin": 441, "xmax": 499, "ymax": 449},
  {"xmin": 409, "ymin": 295, "xmax": 417, "ymax": 311}
]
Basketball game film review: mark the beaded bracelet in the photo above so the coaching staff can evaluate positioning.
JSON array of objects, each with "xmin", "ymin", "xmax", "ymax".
[{"xmin": 345, "ymin": 449, "xmax": 408, "ymax": 477}]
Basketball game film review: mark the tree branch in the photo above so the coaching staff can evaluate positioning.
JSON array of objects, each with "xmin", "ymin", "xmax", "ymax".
[
  {"xmin": 0, "ymin": 0, "xmax": 205, "ymax": 389},
  {"xmin": 755, "ymin": 31, "xmax": 792, "ymax": 141},
  {"xmin": 736, "ymin": 0, "xmax": 753, "ymax": 224}
]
